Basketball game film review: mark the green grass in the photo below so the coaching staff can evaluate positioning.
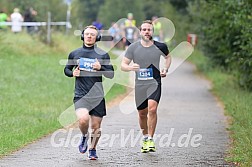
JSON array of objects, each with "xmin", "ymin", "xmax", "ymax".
[
  {"xmin": 0, "ymin": 31, "xmax": 127, "ymax": 156},
  {"xmin": 188, "ymin": 49, "xmax": 252, "ymax": 167}
]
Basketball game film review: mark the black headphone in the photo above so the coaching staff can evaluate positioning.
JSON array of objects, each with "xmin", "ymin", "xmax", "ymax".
[{"xmin": 81, "ymin": 26, "xmax": 101, "ymax": 42}]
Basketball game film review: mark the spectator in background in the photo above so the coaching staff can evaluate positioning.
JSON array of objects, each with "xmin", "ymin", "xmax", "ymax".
[
  {"xmin": 24, "ymin": 7, "xmax": 37, "ymax": 34},
  {"xmin": 152, "ymin": 16, "xmax": 163, "ymax": 42},
  {"xmin": 125, "ymin": 12, "xmax": 136, "ymax": 27},
  {"xmin": 92, "ymin": 19, "xmax": 103, "ymax": 30},
  {"xmin": 108, "ymin": 22, "xmax": 120, "ymax": 48},
  {"xmin": 123, "ymin": 13, "xmax": 138, "ymax": 50},
  {"xmin": 10, "ymin": 8, "xmax": 23, "ymax": 33},
  {"xmin": 0, "ymin": 9, "xmax": 9, "ymax": 30}
]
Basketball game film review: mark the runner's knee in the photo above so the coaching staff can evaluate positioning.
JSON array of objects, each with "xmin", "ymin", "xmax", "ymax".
[
  {"xmin": 91, "ymin": 123, "xmax": 101, "ymax": 130},
  {"xmin": 139, "ymin": 110, "xmax": 148, "ymax": 118},
  {"xmin": 79, "ymin": 116, "xmax": 89, "ymax": 126},
  {"xmin": 149, "ymin": 105, "xmax": 157, "ymax": 112}
]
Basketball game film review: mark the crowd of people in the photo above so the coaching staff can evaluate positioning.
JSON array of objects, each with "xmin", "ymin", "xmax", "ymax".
[
  {"xmin": 0, "ymin": 7, "xmax": 37, "ymax": 34},
  {"xmin": 91, "ymin": 13, "xmax": 164, "ymax": 49},
  {"xmin": 1, "ymin": 8, "xmax": 164, "ymax": 47}
]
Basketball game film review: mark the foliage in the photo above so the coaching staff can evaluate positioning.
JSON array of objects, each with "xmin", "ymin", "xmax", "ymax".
[
  {"xmin": 160, "ymin": 1, "xmax": 190, "ymax": 44},
  {"xmin": 169, "ymin": 0, "xmax": 188, "ymax": 14},
  {"xmin": 232, "ymin": 0, "xmax": 252, "ymax": 90},
  {"xmin": 143, "ymin": 0, "xmax": 165, "ymax": 19},
  {"xmin": 187, "ymin": 0, "xmax": 252, "ymax": 91},
  {"xmin": 73, "ymin": 0, "xmax": 105, "ymax": 27},
  {"xmin": 97, "ymin": 0, "xmax": 145, "ymax": 28}
]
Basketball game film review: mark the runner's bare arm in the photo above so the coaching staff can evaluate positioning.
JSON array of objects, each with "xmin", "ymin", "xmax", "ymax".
[
  {"xmin": 160, "ymin": 54, "xmax": 171, "ymax": 77},
  {"xmin": 121, "ymin": 57, "xmax": 139, "ymax": 71},
  {"xmin": 164, "ymin": 54, "xmax": 171, "ymax": 71}
]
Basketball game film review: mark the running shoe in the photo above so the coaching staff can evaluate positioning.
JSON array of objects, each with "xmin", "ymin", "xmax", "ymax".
[
  {"xmin": 147, "ymin": 139, "xmax": 156, "ymax": 152},
  {"xmin": 79, "ymin": 135, "xmax": 88, "ymax": 153},
  {"xmin": 88, "ymin": 149, "xmax": 98, "ymax": 160},
  {"xmin": 141, "ymin": 139, "xmax": 149, "ymax": 153}
]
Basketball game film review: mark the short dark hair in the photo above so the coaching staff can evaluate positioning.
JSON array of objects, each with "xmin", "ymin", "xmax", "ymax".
[
  {"xmin": 140, "ymin": 20, "xmax": 153, "ymax": 31},
  {"xmin": 142, "ymin": 20, "xmax": 153, "ymax": 25}
]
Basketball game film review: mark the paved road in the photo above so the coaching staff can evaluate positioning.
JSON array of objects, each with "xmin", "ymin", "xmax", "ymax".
[{"xmin": 0, "ymin": 53, "xmax": 231, "ymax": 166}]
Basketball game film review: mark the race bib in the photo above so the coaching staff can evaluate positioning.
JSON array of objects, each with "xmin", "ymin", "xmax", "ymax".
[
  {"xmin": 126, "ymin": 28, "xmax": 134, "ymax": 39},
  {"xmin": 79, "ymin": 58, "xmax": 96, "ymax": 72},
  {"xmin": 138, "ymin": 68, "xmax": 153, "ymax": 80}
]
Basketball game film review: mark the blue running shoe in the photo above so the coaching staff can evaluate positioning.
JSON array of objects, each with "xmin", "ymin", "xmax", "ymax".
[
  {"xmin": 88, "ymin": 149, "xmax": 98, "ymax": 160},
  {"xmin": 79, "ymin": 135, "xmax": 88, "ymax": 153}
]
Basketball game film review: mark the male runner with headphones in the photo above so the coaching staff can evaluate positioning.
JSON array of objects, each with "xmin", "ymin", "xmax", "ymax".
[
  {"xmin": 121, "ymin": 20, "xmax": 171, "ymax": 153},
  {"xmin": 64, "ymin": 25, "xmax": 114, "ymax": 160}
]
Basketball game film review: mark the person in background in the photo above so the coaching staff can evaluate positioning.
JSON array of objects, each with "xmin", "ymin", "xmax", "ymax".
[
  {"xmin": 152, "ymin": 16, "xmax": 163, "ymax": 42},
  {"xmin": 0, "ymin": 9, "xmax": 9, "ymax": 30},
  {"xmin": 125, "ymin": 12, "xmax": 136, "ymax": 27},
  {"xmin": 24, "ymin": 7, "xmax": 37, "ymax": 34},
  {"xmin": 92, "ymin": 19, "xmax": 103, "ymax": 30},
  {"xmin": 10, "ymin": 8, "xmax": 23, "ymax": 33},
  {"xmin": 123, "ymin": 13, "xmax": 138, "ymax": 50},
  {"xmin": 108, "ymin": 22, "xmax": 121, "ymax": 48}
]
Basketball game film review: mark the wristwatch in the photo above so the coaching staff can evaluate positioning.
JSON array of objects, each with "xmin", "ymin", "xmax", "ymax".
[{"xmin": 164, "ymin": 68, "xmax": 168, "ymax": 73}]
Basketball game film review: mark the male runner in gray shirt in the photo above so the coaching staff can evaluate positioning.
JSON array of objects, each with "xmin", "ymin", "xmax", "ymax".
[{"xmin": 121, "ymin": 20, "xmax": 171, "ymax": 153}]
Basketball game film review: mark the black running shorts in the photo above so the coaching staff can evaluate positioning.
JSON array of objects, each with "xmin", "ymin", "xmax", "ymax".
[
  {"xmin": 135, "ymin": 83, "xmax": 161, "ymax": 110},
  {"xmin": 73, "ymin": 96, "xmax": 106, "ymax": 117}
]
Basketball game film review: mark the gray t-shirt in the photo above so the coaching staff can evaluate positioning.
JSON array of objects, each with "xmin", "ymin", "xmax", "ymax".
[{"xmin": 125, "ymin": 40, "xmax": 169, "ymax": 85}]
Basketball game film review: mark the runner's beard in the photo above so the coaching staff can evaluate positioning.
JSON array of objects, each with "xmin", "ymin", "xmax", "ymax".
[{"xmin": 141, "ymin": 35, "xmax": 152, "ymax": 42}]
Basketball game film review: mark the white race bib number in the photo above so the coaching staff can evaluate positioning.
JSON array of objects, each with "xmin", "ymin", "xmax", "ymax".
[
  {"xmin": 138, "ymin": 68, "xmax": 153, "ymax": 80},
  {"xmin": 79, "ymin": 58, "xmax": 96, "ymax": 72}
]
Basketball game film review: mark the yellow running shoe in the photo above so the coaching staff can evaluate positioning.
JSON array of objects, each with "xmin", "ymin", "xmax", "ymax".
[
  {"xmin": 141, "ymin": 139, "xmax": 149, "ymax": 153},
  {"xmin": 147, "ymin": 139, "xmax": 156, "ymax": 152}
]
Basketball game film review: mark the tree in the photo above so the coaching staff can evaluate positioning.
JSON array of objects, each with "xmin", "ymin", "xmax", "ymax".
[
  {"xmin": 97, "ymin": 0, "xmax": 145, "ymax": 28},
  {"xmin": 142, "ymin": 0, "xmax": 164, "ymax": 19},
  {"xmin": 232, "ymin": 0, "xmax": 252, "ymax": 90},
  {"xmin": 74, "ymin": 0, "xmax": 105, "ymax": 27},
  {"xmin": 187, "ymin": 0, "xmax": 252, "ymax": 90},
  {"xmin": 169, "ymin": 0, "xmax": 188, "ymax": 14}
]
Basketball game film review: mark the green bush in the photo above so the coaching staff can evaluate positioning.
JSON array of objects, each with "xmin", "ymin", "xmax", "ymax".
[
  {"xmin": 188, "ymin": 0, "xmax": 252, "ymax": 91},
  {"xmin": 233, "ymin": 2, "xmax": 252, "ymax": 90}
]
